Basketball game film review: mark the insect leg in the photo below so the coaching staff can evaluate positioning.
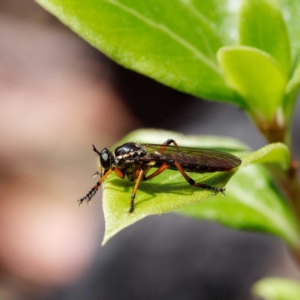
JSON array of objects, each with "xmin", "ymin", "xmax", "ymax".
[
  {"xmin": 173, "ymin": 161, "xmax": 225, "ymax": 194},
  {"xmin": 78, "ymin": 168, "xmax": 125, "ymax": 205},
  {"xmin": 143, "ymin": 161, "xmax": 172, "ymax": 181},
  {"xmin": 144, "ymin": 160, "xmax": 224, "ymax": 193},
  {"xmin": 128, "ymin": 169, "xmax": 144, "ymax": 214},
  {"xmin": 128, "ymin": 162, "xmax": 175, "ymax": 213},
  {"xmin": 114, "ymin": 168, "xmax": 126, "ymax": 179},
  {"xmin": 157, "ymin": 139, "xmax": 181, "ymax": 154}
]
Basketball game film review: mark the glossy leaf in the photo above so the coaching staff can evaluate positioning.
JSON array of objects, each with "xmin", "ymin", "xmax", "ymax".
[
  {"xmin": 239, "ymin": 0, "xmax": 291, "ymax": 76},
  {"xmin": 217, "ymin": 46, "xmax": 287, "ymax": 121},
  {"xmin": 253, "ymin": 277, "xmax": 300, "ymax": 300},
  {"xmin": 36, "ymin": 0, "xmax": 300, "ymax": 114},
  {"xmin": 98, "ymin": 129, "xmax": 295, "ymax": 246},
  {"xmin": 36, "ymin": 0, "xmax": 243, "ymax": 104}
]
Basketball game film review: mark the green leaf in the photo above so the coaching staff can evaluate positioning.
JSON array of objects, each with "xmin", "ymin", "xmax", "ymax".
[
  {"xmin": 182, "ymin": 1, "xmax": 239, "ymax": 46},
  {"xmin": 217, "ymin": 46, "xmax": 288, "ymax": 121},
  {"xmin": 279, "ymin": 0, "xmax": 300, "ymax": 61},
  {"xmin": 35, "ymin": 0, "xmax": 300, "ymax": 112},
  {"xmin": 179, "ymin": 164, "xmax": 299, "ymax": 248},
  {"xmin": 179, "ymin": 142, "xmax": 297, "ymax": 248},
  {"xmin": 239, "ymin": 0, "xmax": 291, "ymax": 76},
  {"xmin": 99, "ymin": 129, "xmax": 296, "ymax": 246},
  {"xmin": 278, "ymin": 0, "xmax": 300, "ymax": 122},
  {"xmin": 36, "ymin": 0, "xmax": 242, "ymax": 104},
  {"xmin": 253, "ymin": 277, "xmax": 300, "ymax": 300},
  {"xmin": 241, "ymin": 142, "xmax": 290, "ymax": 169},
  {"xmin": 278, "ymin": 1, "xmax": 300, "ymax": 114},
  {"xmin": 101, "ymin": 129, "xmax": 247, "ymax": 245},
  {"xmin": 284, "ymin": 57, "xmax": 300, "ymax": 119}
]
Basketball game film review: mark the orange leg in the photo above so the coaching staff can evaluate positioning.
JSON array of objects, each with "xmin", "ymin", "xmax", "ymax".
[
  {"xmin": 127, "ymin": 158, "xmax": 225, "ymax": 213},
  {"xmin": 143, "ymin": 160, "xmax": 225, "ymax": 194},
  {"xmin": 114, "ymin": 168, "xmax": 126, "ymax": 179},
  {"xmin": 173, "ymin": 162, "xmax": 225, "ymax": 194},
  {"xmin": 128, "ymin": 169, "xmax": 144, "ymax": 214},
  {"xmin": 143, "ymin": 162, "xmax": 171, "ymax": 181},
  {"xmin": 127, "ymin": 163, "xmax": 173, "ymax": 213},
  {"xmin": 157, "ymin": 139, "xmax": 181, "ymax": 154},
  {"xmin": 78, "ymin": 167, "xmax": 125, "ymax": 206}
]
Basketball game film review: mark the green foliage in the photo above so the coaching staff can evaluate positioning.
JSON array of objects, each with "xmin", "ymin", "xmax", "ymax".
[
  {"xmin": 179, "ymin": 165, "xmax": 299, "ymax": 248},
  {"xmin": 239, "ymin": 0, "xmax": 291, "ymax": 76},
  {"xmin": 36, "ymin": 0, "xmax": 240, "ymax": 103},
  {"xmin": 36, "ymin": 0, "xmax": 300, "ymax": 129},
  {"xmin": 253, "ymin": 277, "xmax": 300, "ymax": 300},
  {"xmin": 36, "ymin": 0, "xmax": 300, "ymax": 259},
  {"xmin": 100, "ymin": 129, "xmax": 297, "ymax": 246},
  {"xmin": 217, "ymin": 46, "xmax": 287, "ymax": 121}
]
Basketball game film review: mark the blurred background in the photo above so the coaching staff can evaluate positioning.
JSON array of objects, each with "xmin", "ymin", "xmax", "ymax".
[{"xmin": 1, "ymin": 1, "xmax": 300, "ymax": 299}]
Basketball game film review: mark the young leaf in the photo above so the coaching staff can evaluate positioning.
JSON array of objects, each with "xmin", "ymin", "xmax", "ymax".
[
  {"xmin": 217, "ymin": 46, "xmax": 287, "ymax": 121},
  {"xmin": 239, "ymin": 0, "xmax": 291, "ymax": 76},
  {"xmin": 36, "ymin": 0, "xmax": 242, "ymax": 104},
  {"xmin": 253, "ymin": 277, "xmax": 300, "ymax": 300},
  {"xmin": 241, "ymin": 142, "xmax": 290, "ymax": 169}
]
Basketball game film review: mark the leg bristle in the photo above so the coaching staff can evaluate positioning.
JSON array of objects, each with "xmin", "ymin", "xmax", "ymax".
[{"xmin": 78, "ymin": 185, "xmax": 99, "ymax": 206}]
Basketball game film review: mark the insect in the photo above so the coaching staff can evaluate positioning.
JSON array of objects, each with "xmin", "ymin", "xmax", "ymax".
[{"xmin": 78, "ymin": 139, "xmax": 242, "ymax": 213}]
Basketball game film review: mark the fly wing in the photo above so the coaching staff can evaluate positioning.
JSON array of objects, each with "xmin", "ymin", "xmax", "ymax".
[{"xmin": 140, "ymin": 144, "xmax": 242, "ymax": 172}]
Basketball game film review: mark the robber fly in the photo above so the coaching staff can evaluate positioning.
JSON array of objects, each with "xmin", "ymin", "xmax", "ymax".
[{"xmin": 78, "ymin": 139, "xmax": 242, "ymax": 213}]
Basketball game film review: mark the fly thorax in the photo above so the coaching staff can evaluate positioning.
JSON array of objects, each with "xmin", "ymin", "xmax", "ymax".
[
  {"xmin": 115, "ymin": 155, "xmax": 135, "ymax": 166},
  {"xmin": 113, "ymin": 142, "xmax": 147, "ymax": 170}
]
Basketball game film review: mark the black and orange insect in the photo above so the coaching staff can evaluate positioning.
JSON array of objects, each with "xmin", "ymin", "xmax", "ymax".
[{"xmin": 79, "ymin": 139, "xmax": 242, "ymax": 213}]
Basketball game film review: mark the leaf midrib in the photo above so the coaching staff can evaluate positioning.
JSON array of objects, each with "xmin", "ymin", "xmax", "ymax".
[{"xmin": 105, "ymin": 0, "xmax": 221, "ymax": 74}]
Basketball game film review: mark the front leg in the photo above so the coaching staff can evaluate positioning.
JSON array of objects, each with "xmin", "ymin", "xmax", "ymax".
[{"xmin": 78, "ymin": 167, "xmax": 125, "ymax": 206}]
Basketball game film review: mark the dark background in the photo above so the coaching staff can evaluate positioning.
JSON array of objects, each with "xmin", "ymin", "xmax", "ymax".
[{"xmin": 0, "ymin": 1, "xmax": 300, "ymax": 299}]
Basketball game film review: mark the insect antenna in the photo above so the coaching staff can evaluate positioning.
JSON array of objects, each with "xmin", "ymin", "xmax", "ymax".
[{"xmin": 92, "ymin": 144, "xmax": 101, "ymax": 155}]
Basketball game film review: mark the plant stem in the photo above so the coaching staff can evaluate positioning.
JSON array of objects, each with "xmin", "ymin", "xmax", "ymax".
[
  {"xmin": 270, "ymin": 162, "xmax": 300, "ymax": 266},
  {"xmin": 257, "ymin": 113, "xmax": 300, "ymax": 263},
  {"xmin": 275, "ymin": 163, "xmax": 300, "ymax": 223},
  {"xmin": 258, "ymin": 114, "xmax": 300, "ymax": 218},
  {"xmin": 257, "ymin": 115, "xmax": 286, "ymax": 145}
]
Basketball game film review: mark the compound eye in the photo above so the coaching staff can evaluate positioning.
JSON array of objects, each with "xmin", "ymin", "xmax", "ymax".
[{"xmin": 100, "ymin": 149, "xmax": 111, "ymax": 170}]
